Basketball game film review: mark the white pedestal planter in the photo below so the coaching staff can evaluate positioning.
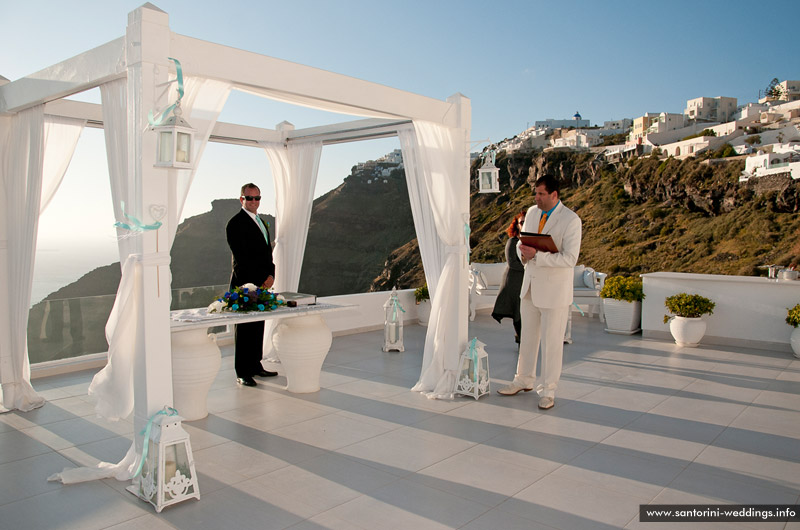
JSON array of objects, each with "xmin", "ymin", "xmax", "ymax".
[
  {"xmin": 602, "ymin": 299, "xmax": 641, "ymax": 334},
  {"xmin": 790, "ymin": 327, "xmax": 800, "ymax": 359},
  {"xmin": 171, "ymin": 328, "xmax": 222, "ymax": 421},
  {"xmin": 669, "ymin": 316, "xmax": 707, "ymax": 347},
  {"xmin": 417, "ymin": 300, "xmax": 431, "ymax": 326},
  {"xmin": 272, "ymin": 315, "xmax": 333, "ymax": 393}
]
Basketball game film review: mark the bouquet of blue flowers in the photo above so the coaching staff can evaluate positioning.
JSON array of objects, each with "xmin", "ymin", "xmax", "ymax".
[{"xmin": 208, "ymin": 283, "xmax": 286, "ymax": 313}]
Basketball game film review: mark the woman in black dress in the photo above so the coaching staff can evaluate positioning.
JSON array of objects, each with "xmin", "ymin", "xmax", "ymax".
[{"xmin": 492, "ymin": 212, "xmax": 526, "ymax": 343}]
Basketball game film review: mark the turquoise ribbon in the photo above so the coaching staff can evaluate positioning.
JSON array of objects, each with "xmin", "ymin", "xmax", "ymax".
[
  {"xmin": 148, "ymin": 57, "xmax": 186, "ymax": 127},
  {"xmin": 391, "ymin": 296, "xmax": 406, "ymax": 321},
  {"xmin": 468, "ymin": 337, "xmax": 478, "ymax": 382},
  {"xmin": 464, "ymin": 223, "xmax": 471, "ymax": 256},
  {"xmin": 572, "ymin": 302, "xmax": 585, "ymax": 316},
  {"xmin": 114, "ymin": 201, "xmax": 162, "ymax": 232},
  {"xmin": 133, "ymin": 406, "xmax": 179, "ymax": 478}
]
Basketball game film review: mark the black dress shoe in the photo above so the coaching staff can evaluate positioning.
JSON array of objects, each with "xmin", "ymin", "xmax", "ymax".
[
  {"xmin": 255, "ymin": 370, "xmax": 278, "ymax": 377},
  {"xmin": 236, "ymin": 376, "xmax": 257, "ymax": 387}
]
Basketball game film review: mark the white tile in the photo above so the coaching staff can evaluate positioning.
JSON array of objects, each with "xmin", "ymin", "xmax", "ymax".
[
  {"xmin": 551, "ymin": 445, "xmax": 684, "ymax": 499},
  {"xmin": 445, "ymin": 399, "xmax": 542, "ymax": 428},
  {"xmin": 646, "ymin": 394, "xmax": 747, "ymax": 427},
  {"xmin": 192, "ymin": 441, "xmax": 291, "ymax": 484},
  {"xmin": 413, "ymin": 448, "xmax": 549, "ymax": 506},
  {"xmin": 601, "ymin": 427, "xmax": 709, "ymax": 465},
  {"xmin": 502, "ymin": 473, "xmax": 648, "ymax": 529},
  {"xmin": 0, "ymin": 481, "xmax": 149, "ymax": 530},
  {"xmin": 727, "ymin": 405, "xmax": 800, "ymax": 438},
  {"xmin": 323, "ymin": 478, "xmax": 491, "ymax": 530},
  {"xmin": 519, "ymin": 413, "xmax": 619, "ymax": 444},
  {"xmin": 471, "ymin": 428, "xmax": 592, "ymax": 475},
  {"xmin": 251, "ymin": 453, "xmax": 398, "ymax": 514},
  {"xmin": 270, "ymin": 411, "xmax": 391, "ymax": 451},
  {"xmin": 336, "ymin": 427, "xmax": 475, "ymax": 475},
  {"xmin": 693, "ymin": 445, "xmax": 800, "ymax": 492}
]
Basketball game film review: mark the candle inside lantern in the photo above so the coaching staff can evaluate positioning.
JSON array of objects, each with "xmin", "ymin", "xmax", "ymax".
[{"xmin": 388, "ymin": 322, "xmax": 397, "ymax": 342}]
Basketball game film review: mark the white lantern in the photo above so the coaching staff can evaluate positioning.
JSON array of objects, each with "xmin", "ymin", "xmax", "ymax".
[
  {"xmin": 153, "ymin": 101, "xmax": 195, "ymax": 169},
  {"xmin": 382, "ymin": 287, "xmax": 405, "ymax": 352},
  {"xmin": 455, "ymin": 338, "xmax": 491, "ymax": 399},
  {"xmin": 128, "ymin": 408, "xmax": 200, "ymax": 512},
  {"xmin": 478, "ymin": 150, "xmax": 500, "ymax": 193}
]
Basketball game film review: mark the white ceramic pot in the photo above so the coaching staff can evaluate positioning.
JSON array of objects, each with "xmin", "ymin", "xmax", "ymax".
[
  {"xmin": 417, "ymin": 300, "xmax": 431, "ymax": 327},
  {"xmin": 602, "ymin": 299, "xmax": 641, "ymax": 334},
  {"xmin": 791, "ymin": 327, "xmax": 800, "ymax": 359},
  {"xmin": 669, "ymin": 316, "xmax": 707, "ymax": 347},
  {"xmin": 171, "ymin": 328, "xmax": 222, "ymax": 421},
  {"xmin": 272, "ymin": 315, "xmax": 333, "ymax": 393}
]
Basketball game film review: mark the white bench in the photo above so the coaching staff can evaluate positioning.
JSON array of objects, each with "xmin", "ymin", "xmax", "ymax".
[
  {"xmin": 571, "ymin": 265, "xmax": 607, "ymax": 320},
  {"xmin": 469, "ymin": 263, "xmax": 606, "ymax": 343},
  {"xmin": 468, "ymin": 262, "xmax": 507, "ymax": 321}
]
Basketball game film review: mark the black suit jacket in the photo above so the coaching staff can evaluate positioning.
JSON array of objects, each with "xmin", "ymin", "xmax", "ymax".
[{"xmin": 226, "ymin": 209, "xmax": 275, "ymax": 289}]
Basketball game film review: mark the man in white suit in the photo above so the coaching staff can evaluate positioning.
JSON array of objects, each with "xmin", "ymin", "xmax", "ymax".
[{"xmin": 498, "ymin": 174, "xmax": 582, "ymax": 409}]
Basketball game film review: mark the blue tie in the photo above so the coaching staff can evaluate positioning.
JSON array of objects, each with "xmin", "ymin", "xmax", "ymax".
[{"xmin": 255, "ymin": 216, "xmax": 269, "ymax": 244}]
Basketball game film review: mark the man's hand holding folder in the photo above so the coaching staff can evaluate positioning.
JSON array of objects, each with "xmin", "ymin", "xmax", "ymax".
[{"xmin": 519, "ymin": 231, "xmax": 559, "ymax": 253}]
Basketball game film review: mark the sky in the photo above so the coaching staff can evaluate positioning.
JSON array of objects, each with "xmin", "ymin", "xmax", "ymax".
[{"xmin": 2, "ymin": 0, "xmax": 799, "ymax": 300}]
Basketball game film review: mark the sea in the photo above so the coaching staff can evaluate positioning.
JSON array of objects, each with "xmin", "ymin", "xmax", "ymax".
[{"xmin": 31, "ymin": 244, "xmax": 120, "ymax": 306}]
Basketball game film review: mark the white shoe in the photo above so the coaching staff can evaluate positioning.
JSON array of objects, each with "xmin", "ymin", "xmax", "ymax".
[
  {"xmin": 538, "ymin": 396, "xmax": 554, "ymax": 410},
  {"xmin": 497, "ymin": 383, "xmax": 534, "ymax": 396}
]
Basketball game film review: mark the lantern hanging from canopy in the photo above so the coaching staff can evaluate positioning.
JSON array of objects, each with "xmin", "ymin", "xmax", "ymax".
[
  {"xmin": 454, "ymin": 338, "xmax": 490, "ymax": 399},
  {"xmin": 128, "ymin": 407, "xmax": 200, "ymax": 512},
  {"xmin": 382, "ymin": 287, "xmax": 405, "ymax": 352},
  {"xmin": 153, "ymin": 101, "xmax": 195, "ymax": 169},
  {"xmin": 478, "ymin": 149, "xmax": 499, "ymax": 193}
]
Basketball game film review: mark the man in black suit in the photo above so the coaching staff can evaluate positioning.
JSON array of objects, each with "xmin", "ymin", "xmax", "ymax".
[{"xmin": 226, "ymin": 183, "xmax": 277, "ymax": 387}]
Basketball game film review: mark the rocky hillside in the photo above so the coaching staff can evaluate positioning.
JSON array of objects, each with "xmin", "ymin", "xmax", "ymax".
[
  {"xmin": 40, "ymin": 149, "xmax": 800, "ymax": 303},
  {"xmin": 459, "ymin": 149, "xmax": 799, "ymax": 278}
]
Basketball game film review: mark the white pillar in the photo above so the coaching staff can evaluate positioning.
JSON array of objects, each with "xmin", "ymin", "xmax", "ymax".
[
  {"xmin": 447, "ymin": 93, "xmax": 471, "ymax": 357},
  {"xmin": 126, "ymin": 4, "xmax": 175, "ymax": 455}
]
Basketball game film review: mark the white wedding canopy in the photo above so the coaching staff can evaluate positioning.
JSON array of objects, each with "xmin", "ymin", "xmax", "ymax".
[{"xmin": 0, "ymin": 3, "xmax": 470, "ymax": 480}]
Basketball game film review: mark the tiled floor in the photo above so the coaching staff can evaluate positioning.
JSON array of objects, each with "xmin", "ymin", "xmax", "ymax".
[{"xmin": 2, "ymin": 314, "xmax": 799, "ymax": 529}]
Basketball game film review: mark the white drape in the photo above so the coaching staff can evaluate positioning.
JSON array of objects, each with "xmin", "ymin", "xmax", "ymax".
[
  {"xmin": 40, "ymin": 116, "xmax": 87, "ymax": 213},
  {"xmin": 407, "ymin": 121, "xmax": 470, "ymax": 399},
  {"xmin": 0, "ymin": 108, "xmax": 86, "ymax": 413},
  {"xmin": 49, "ymin": 77, "xmax": 232, "ymax": 484},
  {"xmin": 397, "ymin": 127, "xmax": 445, "ymax": 299},
  {"xmin": 90, "ymin": 77, "xmax": 232, "ymax": 422},
  {"xmin": 259, "ymin": 140, "xmax": 323, "ymax": 357}
]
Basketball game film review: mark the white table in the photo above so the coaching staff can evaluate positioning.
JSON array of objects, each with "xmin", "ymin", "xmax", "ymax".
[{"xmin": 170, "ymin": 303, "xmax": 352, "ymax": 420}]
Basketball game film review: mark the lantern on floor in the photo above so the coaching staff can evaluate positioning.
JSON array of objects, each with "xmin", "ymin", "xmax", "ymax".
[
  {"xmin": 382, "ymin": 287, "xmax": 405, "ymax": 352},
  {"xmin": 128, "ymin": 407, "xmax": 200, "ymax": 512},
  {"xmin": 478, "ymin": 149, "xmax": 499, "ymax": 193},
  {"xmin": 455, "ymin": 338, "xmax": 490, "ymax": 399},
  {"xmin": 153, "ymin": 101, "xmax": 195, "ymax": 169}
]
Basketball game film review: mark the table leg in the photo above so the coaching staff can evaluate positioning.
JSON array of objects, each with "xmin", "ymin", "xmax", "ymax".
[
  {"xmin": 272, "ymin": 314, "xmax": 333, "ymax": 393},
  {"xmin": 171, "ymin": 328, "xmax": 222, "ymax": 420}
]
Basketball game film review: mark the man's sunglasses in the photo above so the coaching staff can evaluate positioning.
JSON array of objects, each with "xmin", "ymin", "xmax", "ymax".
[{"xmin": 242, "ymin": 195, "xmax": 261, "ymax": 201}]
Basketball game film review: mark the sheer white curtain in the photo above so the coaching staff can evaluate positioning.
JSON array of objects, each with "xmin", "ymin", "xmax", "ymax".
[
  {"xmin": 0, "ymin": 106, "xmax": 45, "ymax": 413},
  {"xmin": 0, "ymin": 108, "xmax": 86, "ymax": 413},
  {"xmin": 41, "ymin": 116, "xmax": 87, "ymax": 213},
  {"xmin": 90, "ymin": 77, "xmax": 232, "ymax": 422},
  {"xmin": 51, "ymin": 77, "xmax": 231, "ymax": 484},
  {"xmin": 259, "ymin": 140, "xmax": 323, "ymax": 356},
  {"xmin": 397, "ymin": 127, "xmax": 445, "ymax": 298},
  {"xmin": 407, "ymin": 120, "xmax": 470, "ymax": 399}
]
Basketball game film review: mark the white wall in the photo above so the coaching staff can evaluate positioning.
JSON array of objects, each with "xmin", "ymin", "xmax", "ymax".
[{"xmin": 642, "ymin": 272, "xmax": 800, "ymax": 353}]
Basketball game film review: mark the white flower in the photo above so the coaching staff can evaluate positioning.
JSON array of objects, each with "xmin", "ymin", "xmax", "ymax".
[
  {"xmin": 241, "ymin": 283, "xmax": 258, "ymax": 293},
  {"xmin": 276, "ymin": 294, "xmax": 286, "ymax": 302},
  {"xmin": 207, "ymin": 300, "xmax": 226, "ymax": 314}
]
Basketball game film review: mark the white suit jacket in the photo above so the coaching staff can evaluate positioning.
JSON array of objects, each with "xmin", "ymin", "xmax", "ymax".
[{"xmin": 518, "ymin": 201, "xmax": 582, "ymax": 308}]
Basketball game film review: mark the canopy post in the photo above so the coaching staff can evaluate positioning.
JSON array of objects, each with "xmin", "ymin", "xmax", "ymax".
[{"xmin": 126, "ymin": 3, "xmax": 176, "ymax": 466}]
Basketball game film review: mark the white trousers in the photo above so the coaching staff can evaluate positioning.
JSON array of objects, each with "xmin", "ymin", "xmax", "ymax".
[{"xmin": 512, "ymin": 292, "xmax": 570, "ymax": 398}]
